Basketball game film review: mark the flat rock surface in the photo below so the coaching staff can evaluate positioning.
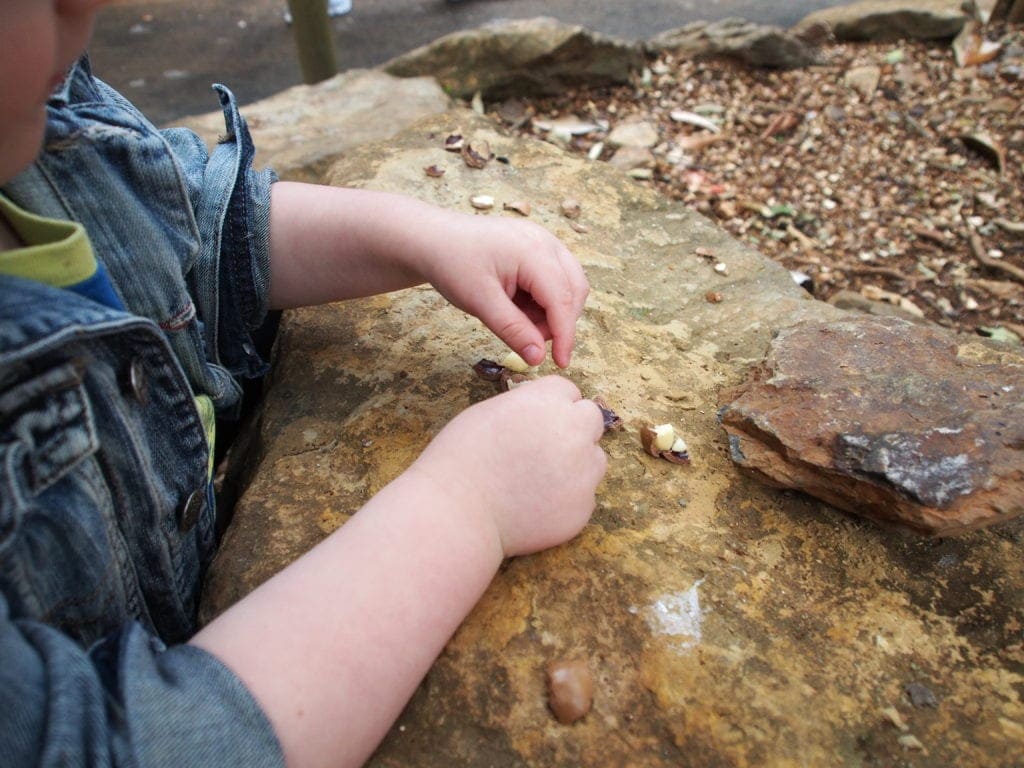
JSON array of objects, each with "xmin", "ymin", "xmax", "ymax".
[
  {"xmin": 202, "ymin": 110, "xmax": 1024, "ymax": 766},
  {"xmin": 171, "ymin": 69, "xmax": 450, "ymax": 182},
  {"xmin": 720, "ymin": 315, "xmax": 1024, "ymax": 535}
]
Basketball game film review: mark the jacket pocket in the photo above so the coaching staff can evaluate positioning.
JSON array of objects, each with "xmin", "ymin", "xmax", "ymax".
[{"xmin": 0, "ymin": 359, "xmax": 133, "ymax": 642}]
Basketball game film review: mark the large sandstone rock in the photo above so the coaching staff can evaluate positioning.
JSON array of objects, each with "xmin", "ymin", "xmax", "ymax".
[
  {"xmin": 202, "ymin": 110, "xmax": 1024, "ymax": 766},
  {"xmin": 382, "ymin": 17, "xmax": 644, "ymax": 100},
  {"xmin": 171, "ymin": 70, "xmax": 450, "ymax": 182},
  {"xmin": 720, "ymin": 316, "xmax": 1024, "ymax": 535},
  {"xmin": 647, "ymin": 18, "xmax": 820, "ymax": 69},
  {"xmin": 793, "ymin": 0, "xmax": 969, "ymax": 42}
]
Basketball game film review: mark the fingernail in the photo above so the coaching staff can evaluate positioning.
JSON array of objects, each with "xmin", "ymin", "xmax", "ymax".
[{"xmin": 523, "ymin": 344, "xmax": 542, "ymax": 364}]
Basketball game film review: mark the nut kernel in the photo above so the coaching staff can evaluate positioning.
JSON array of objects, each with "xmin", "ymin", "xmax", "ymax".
[{"xmin": 501, "ymin": 351, "xmax": 532, "ymax": 373}]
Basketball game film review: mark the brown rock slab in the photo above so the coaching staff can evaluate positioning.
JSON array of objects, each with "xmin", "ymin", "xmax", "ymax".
[
  {"xmin": 648, "ymin": 18, "xmax": 820, "ymax": 69},
  {"xmin": 382, "ymin": 17, "xmax": 643, "ymax": 100},
  {"xmin": 720, "ymin": 315, "xmax": 1024, "ymax": 535},
  {"xmin": 793, "ymin": 0, "xmax": 968, "ymax": 43},
  {"xmin": 202, "ymin": 109, "xmax": 1024, "ymax": 767}
]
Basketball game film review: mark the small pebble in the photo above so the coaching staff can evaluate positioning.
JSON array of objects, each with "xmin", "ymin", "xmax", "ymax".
[
  {"xmin": 546, "ymin": 660, "xmax": 594, "ymax": 725},
  {"xmin": 898, "ymin": 734, "xmax": 926, "ymax": 751},
  {"xmin": 905, "ymin": 681, "xmax": 939, "ymax": 709}
]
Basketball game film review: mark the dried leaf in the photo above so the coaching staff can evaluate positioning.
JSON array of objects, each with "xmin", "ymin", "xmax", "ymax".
[
  {"xmin": 760, "ymin": 111, "xmax": 801, "ymax": 140},
  {"xmin": 843, "ymin": 65, "xmax": 881, "ymax": 99},
  {"xmin": 503, "ymin": 200, "xmax": 531, "ymax": 217},
  {"xmin": 953, "ymin": 21, "xmax": 1002, "ymax": 67},
  {"xmin": 678, "ymin": 133, "xmax": 728, "ymax": 152},
  {"xmin": 423, "ymin": 165, "xmax": 445, "ymax": 178},
  {"xmin": 532, "ymin": 117, "xmax": 603, "ymax": 136},
  {"xmin": 959, "ymin": 132, "xmax": 1006, "ymax": 175},
  {"xmin": 669, "ymin": 110, "xmax": 720, "ymax": 133}
]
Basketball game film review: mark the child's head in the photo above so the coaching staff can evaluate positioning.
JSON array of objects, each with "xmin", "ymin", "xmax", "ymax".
[{"xmin": 0, "ymin": 1, "xmax": 110, "ymax": 184}]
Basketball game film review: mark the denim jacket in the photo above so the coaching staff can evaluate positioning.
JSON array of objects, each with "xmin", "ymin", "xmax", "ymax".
[{"xmin": 0, "ymin": 59, "xmax": 284, "ymax": 767}]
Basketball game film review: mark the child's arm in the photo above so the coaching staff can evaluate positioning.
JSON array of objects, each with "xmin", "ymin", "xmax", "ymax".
[
  {"xmin": 266, "ymin": 181, "xmax": 589, "ymax": 367},
  {"xmin": 191, "ymin": 376, "xmax": 607, "ymax": 768}
]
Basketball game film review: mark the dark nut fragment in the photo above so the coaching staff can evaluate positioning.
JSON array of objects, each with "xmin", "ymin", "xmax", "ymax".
[
  {"xmin": 499, "ymin": 370, "xmax": 529, "ymax": 391},
  {"xmin": 443, "ymin": 133, "xmax": 464, "ymax": 152},
  {"xmin": 560, "ymin": 199, "xmax": 582, "ymax": 219},
  {"xmin": 461, "ymin": 140, "xmax": 492, "ymax": 169},
  {"xmin": 424, "ymin": 164, "xmax": 446, "ymax": 178},
  {"xmin": 663, "ymin": 444, "xmax": 691, "ymax": 464},
  {"xmin": 546, "ymin": 660, "xmax": 594, "ymax": 725},
  {"xmin": 593, "ymin": 397, "xmax": 623, "ymax": 432},
  {"xmin": 503, "ymin": 200, "xmax": 532, "ymax": 217},
  {"xmin": 472, "ymin": 358, "xmax": 506, "ymax": 382},
  {"xmin": 705, "ymin": 290, "xmax": 723, "ymax": 303}
]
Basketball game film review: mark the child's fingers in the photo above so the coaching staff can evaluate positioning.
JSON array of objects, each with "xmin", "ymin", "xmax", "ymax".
[
  {"xmin": 476, "ymin": 285, "xmax": 548, "ymax": 365},
  {"xmin": 575, "ymin": 398, "xmax": 607, "ymax": 444},
  {"xmin": 515, "ymin": 373, "xmax": 583, "ymax": 401},
  {"xmin": 554, "ymin": 243, "xmax": 590, "ymax": 319},
  {"xmin": 518, "ymin": 260, "xmax": 582, "ymax": 369},
  {"xmin": 538, "ymin": 243, "xmax": 588, "ymax": 368}
]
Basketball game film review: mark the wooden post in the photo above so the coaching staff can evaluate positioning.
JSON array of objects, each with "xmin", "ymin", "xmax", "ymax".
[
  {"xmin": 286, "ymin": 0, "xmax": 338, "ymax": 84},
  {"xmin": 992, "ymin": 0, "xmax": 1024, "ymax": 22}
]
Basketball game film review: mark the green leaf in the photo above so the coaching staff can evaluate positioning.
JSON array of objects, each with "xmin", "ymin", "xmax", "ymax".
[
  {"xmin": 766, "ymin": 203, "xmax": 796, "ymax": 218},
  {"xmin": 980, "ymin": 326, "xmax": 1021, "ymax": 345},
  {"xmin": 884, "ymin": 49, "xmax": 905, "ymax": 64}
]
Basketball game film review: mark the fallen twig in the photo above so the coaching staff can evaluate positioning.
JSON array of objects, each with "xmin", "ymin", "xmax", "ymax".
[
  {"xmin": 994, "ymin": 218, "xmax": 1024, "ymax": 237},
  {"xmin": 847, "ymin": 264, "xmax": 919, "ymax": 283},
  {"xmin": 967, "ymin": 229, "xmax": 1024, "ymax": 283}
]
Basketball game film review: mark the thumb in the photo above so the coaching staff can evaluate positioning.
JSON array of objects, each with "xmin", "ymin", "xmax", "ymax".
[{"xmin": 476, "ymin": 288, "xmax": 547, "ymax": 366}]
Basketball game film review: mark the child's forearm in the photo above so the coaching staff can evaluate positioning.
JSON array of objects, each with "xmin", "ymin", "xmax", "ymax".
[
  {"xmin": 267, "ymin": 181, "xmax": 445, "ymax": 309},
  {"xmin": 190, "ymin": 466, "xmax": 504, "ymax": 768}
]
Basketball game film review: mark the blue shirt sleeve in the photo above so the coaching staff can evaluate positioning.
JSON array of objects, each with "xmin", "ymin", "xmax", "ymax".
[
  {"xmin": 1, "ymin": 595, "xmax": 285, "ymax": 768},
  {"xmin": 160, "ymin": 84, "xmax": 279, "ymax": 383}
]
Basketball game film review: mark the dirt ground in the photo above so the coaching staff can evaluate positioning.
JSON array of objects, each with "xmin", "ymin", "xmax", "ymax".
[
  {"xmin": 507, "ymin": 28, "xmax": 1024, "ymax": 341},
  {"xmin": 92, "ymin": 0, "xmax": 848, "ymax": 125}
]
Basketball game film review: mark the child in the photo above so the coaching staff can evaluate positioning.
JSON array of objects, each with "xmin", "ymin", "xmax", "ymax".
[{"xmin": 0, "ymin": 2, "xmax": 607, "ymax": 767}]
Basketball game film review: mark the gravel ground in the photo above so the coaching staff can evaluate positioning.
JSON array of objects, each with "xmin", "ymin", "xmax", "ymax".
[{"xmin": 508, "ymin": 25, "xmax": 1024, "ymax": 343}]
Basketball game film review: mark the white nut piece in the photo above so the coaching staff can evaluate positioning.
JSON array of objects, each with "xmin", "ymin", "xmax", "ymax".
[
  {"xmin": 470, "ymin": 194, "xmax": 495, "ymax": 210},
  {"xmin": 652, "ymin": 423, "xmax": 676, "ymax": 452},
  {"xmin": 501, "ymin": 351, "xmax": 533, "ymax": 373}
]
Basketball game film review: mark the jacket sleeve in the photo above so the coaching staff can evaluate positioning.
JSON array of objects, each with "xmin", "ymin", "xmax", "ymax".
[
  {"xmin": 159, "ymin": 84, "xmax": 279, "ymax": 382},
  {"xmin": 0, "ymin": 594, "xmax": 284, "ymax": 768}
]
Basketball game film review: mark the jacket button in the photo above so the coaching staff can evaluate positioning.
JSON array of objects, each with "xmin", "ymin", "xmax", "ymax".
[
  {"xmin": 127, "ymin": 357, "xmax": 148, "ymax": 404},
  {"xmin": 179, "ymin": 488, "xmax": 205, "ymax": 531}
]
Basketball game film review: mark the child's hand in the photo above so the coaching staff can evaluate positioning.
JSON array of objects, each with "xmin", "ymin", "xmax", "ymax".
[
  {"xmin": 410, "ymin": 376, "xmax": 607, "ymax": 557},
  {"xmin": 270, "ymin": 185, "xmax": 588, "ymax": 367},
  {"xmin": 416, "ymin": 214, "xmax": 589, "ymax": 369}
]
